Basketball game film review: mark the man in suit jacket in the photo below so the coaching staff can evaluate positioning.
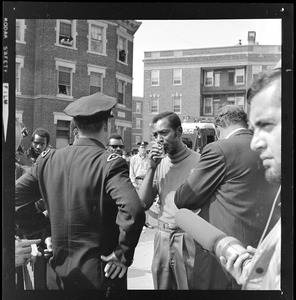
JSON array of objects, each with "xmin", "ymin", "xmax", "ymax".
[
  {"xmin": 174, "ymin": 104, "xmax": 279, "ymax": 289},
  {"xmin": 16, "ymin": 92, "xmax": 145, "ymax": 291}
]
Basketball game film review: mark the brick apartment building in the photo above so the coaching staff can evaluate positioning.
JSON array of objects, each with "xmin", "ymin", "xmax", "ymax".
[
  {"xmin": 131, "ymin": 96, "xmax": 144, "ymax": 150},
  {"xmin": 142, "ymin": 31, "xmax": 281, "ymax": 142},
  {"xmin": 15, "ymin": 19, "xmax": 141, "ymax": 151}
]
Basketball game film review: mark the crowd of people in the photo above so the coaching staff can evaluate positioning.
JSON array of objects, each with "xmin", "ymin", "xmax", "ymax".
[{"xmin": 14, "ymin": 62, "xmax": 283, "ymax": 292}]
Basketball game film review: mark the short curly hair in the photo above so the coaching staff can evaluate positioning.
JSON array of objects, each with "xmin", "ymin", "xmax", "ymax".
[{"xmin": 214, "ymin": 105, "xmax": 248, "ymax": 129}]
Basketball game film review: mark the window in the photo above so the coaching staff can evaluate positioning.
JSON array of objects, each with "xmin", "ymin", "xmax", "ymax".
[
  {"xmin": 16, "ymin": 19, "xmax": 26, "ymax": 43},
  {"xmin": 151, "ymin": 70, "xmax": 159, "ymax": 86},
  {"xmin": 204, "ymin": 71, "xmax": 213, "ymax": 86},
  {"xmin": 136, "ymin": 118, "xmax": 142, "ymax": 129},
  {"xmin": 87, "ymin": 65, "xmax": 106, "ymax": 94},
  {"xmin": 214, "ymin": 72, "xmax": 220, "ymax": 87},
  {"xmin": 16, "ymin": 63, "xmax": 21, "ymax": 93},
  {"xmin": 203, "ymin": 98, "xmax": 213, "ymax": 115},
  {"xmin": 235, "ymin": 68, "xmax": 245, "ymax": 85},
  {"xmin": 227, "ymin": 96, "xmax": 235, "ymax": 104},
  {"xmin": 58, "ymin": 67, "xmax": 72, "ymax": 95},
  {"xmin": 135, "ymin": 136, "xmax": 141, "ymax": 145},
  {"xmin": 90, "ymin": 72, "xmax": 102, "ymax": 94},
  {"xmin": 173, "ymin": 69, "xmax": 182, "ymax": 85},
  {"xmin": 15, "ymin": 56, "xmax": 24, "ymax": 94},
  {"xmin": 56, "ymin": 120, "xmax": 71, "ymax": 149},
  {"xmin": 235, "ymin": 96, "xmax": 245, "ymax": 109},
  {"xmin": 228, "ymin": 70, "xmax": 235, "ymax": 86},
  {"xmin": 55, "ymin": 59, "xmax": 76, "ymax": 98},
  {"xmin": 136, "ymin": 102, "xmax": 142, "ymax": 113},
  {"xmin": 88, "ymin": 21, "xmax": 107, "ymax": 55},
  {"xmin": 172, "ymin": 94, "xmax": 182, "ymax": 114},
  {"xmin": 252, "ymin": 65, "xmax": 262, "ymax": 80},
  {"xmin": 56, "ymin": 20, "xmax": 76, "ymax": 47},
  {"xmin": 150, "ymin": 94, "xmax": 159, "ymax": 113},
  {"xmin": 90, "ymin": 24, "xmax": 103, "ymax": 53},
  {"xmin": 118, "ymin": 36, "xmax": 127, "ymax": 63},
  {"xmin": 117, "ymin": 80, "xmax": 125, "ymax": 105}
]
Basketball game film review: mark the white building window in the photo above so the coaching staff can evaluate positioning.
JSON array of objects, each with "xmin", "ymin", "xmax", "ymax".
[
  {"xmin": 136, "ymin": 118, "xmax": 142, "ymax": 129},
  {"xmin": 227, "ymin": 96, "xmax": 235, "ymax": 104},
  {"xmin": 173, "ymin": 69, "xmax": 182, "ymax": 85},
  {"xmin": 214, "ymin": 72, "xmax": 220, "ymax": 87},
  {"xmin": 136, "ymin": 102, "xmax": 142, "ymax": 113},
  {"xmin": 204, "ymin": 71, "xmax": 213, "ymax": 86},
  {"xmin": 235, "ymin": 96, "xmax": 245, "ymax": 110},
  {"xmin": 53, "ymin": 112, "xmax": 72, "ymax": 149},
  {"xmin": 117, "ymin": 80, "xmax": 125, "ymax": 105},
  {"xmin": 118, "ymin": 36, "xmax": 127, "ymax": 63},
  {"xmin": 203, "ymin": 97, "xmax": 213, "ymax": 115},
  {"xmin": 16, "ymin": 19, "xmax": 26, "ymax": 43},
  {"xmin": 151, "ymin": 70, "xmax": 159, "ymax": 86},
  {"xmin": 116, "ymin": 73, "xmax": 132, "ymax": 106},
  {"xmin": 150, "ymin": 94, "xmax": 159, "ymax": 113},
  {"xmin": 90, "ymin": 72, "xmax": 102, "ymax": 94},
  {"xmin": 235, "ymin": 68, "xmax": 245, "ymax": 85},
  {"xmin": 87, "ymin": 65, "xmax": 106, "ymax": 94},
  {"xmin": 87, "ymin": 21, "xmax": 107, "ymax": 55},
  {"xmin": 252, "ymin": 65, "xmax": 262, "ymax": 80},
  {"xmin": 15, "ymin": 56, "xmax": 24, "ymax": 94},
  {"xmin": 135, "ymin": 136, "xmax": 141, "ymax": 145},
  {"xmin": 172, "ymin": 93, "xmax": 182, "ymax": 114},
  {"xmin": 55, "ymin": 59, "xmax": 76, "ymax": 98},
  {"xmin": 56, "ymin": 20, "xmax": 77, "ymax": 48},
  {"xmin": 117, "ymin": 26, "xmax": 132, "ymax": 65}
]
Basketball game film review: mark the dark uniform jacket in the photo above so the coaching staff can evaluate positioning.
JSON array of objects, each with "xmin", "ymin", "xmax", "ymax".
[
  {"xmin": 175, "ymin": 129, "xmax": 279, "ymax": 289},
  {"xmin": 16, "ymin": 137, "xmax": 145, "ymax": 290}
]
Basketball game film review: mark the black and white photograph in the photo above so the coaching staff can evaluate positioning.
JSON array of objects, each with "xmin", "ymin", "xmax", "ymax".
[{"xmin": 2, "ymin": 2, "xmax": 293, "ymax": 300}]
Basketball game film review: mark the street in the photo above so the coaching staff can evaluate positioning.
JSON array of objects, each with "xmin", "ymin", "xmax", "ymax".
[{"xmin": 127, "ymin": 214, "xmax": 158, "ymax": 290}]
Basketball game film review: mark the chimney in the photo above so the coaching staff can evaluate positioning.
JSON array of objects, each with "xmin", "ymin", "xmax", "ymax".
[{"xmin": 248, "ymin": 31, "xmax": 256, "ymax": 45}]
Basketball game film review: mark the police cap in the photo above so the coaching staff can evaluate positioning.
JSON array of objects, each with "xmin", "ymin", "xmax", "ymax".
[
  {"xmin": 137, "ymin": 141, "xmax": 148, "ymax": 147},
  {"xmin": 64, "ymin": 92, "xmax": 116, "ymax": 123}
]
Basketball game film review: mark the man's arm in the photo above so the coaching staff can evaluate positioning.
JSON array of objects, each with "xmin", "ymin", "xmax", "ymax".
[
  {"xmin": 105, "ymin": 156, "xmax": 145, "ymax": 268},
  {"xmin": 129, "ymin": 157, "xmax": 137, "ymax": 188},
  {"xmin": 174, "ymin": 142, "xmax": 226, "ymax": 210}
]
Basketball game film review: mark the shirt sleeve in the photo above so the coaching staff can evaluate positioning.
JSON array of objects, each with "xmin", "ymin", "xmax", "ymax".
[
  {"xmin": 105, "ymin": 157, "xmax": 145, "ymax": 266},
  {"xmin": 174, "ymin": 142, "xmax": 226, "ymax": 210},
  {"xmin": 15, "ymin": 163, "xmax": 51, "ymax": 242},
  {"xmin": 129, "ymin": 156, "xmax": 136, "ymax": 184}
]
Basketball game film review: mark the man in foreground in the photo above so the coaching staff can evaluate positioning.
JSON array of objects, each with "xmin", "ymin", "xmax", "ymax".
[
  {"xmin": 220, "ymin": 66, "xmax": 282, "ymax": 290},
  {"xmin": 15, "ymin": 92, "xmax": 145, "ymax": 290}
]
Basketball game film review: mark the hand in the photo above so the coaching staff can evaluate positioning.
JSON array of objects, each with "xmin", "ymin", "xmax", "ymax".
[
  {"xmin": 148, "ymin": 143, "xmax": 164, "ymax": 168},
  {"xmin": 220, "ymin": 251, "xmax": 252, "ymax": 285},
  {"xmin": 101, "ymin": 252, "xmax": 127, "ymax": 279},
  {"xmin": 44, "ymin": 236, "xmax": 53, "ymax": 260},
  {"xmin": 15, "ymin": 238, "xmax": 41, "ymax": 267}
]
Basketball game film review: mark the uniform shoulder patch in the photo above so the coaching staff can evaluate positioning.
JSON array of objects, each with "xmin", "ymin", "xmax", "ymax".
[
  {"xmin": 41, "ymin": 149, "xmax": 51, "ymax": 158},
  {"xmin": 107, "ymin": 153, "xmax": 121, "ymax": 162}
]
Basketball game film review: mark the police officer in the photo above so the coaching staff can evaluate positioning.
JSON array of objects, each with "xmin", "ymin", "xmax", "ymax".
[{"xmin": 15, "ymin": 92, "xmax": 145, "ymax": 290}]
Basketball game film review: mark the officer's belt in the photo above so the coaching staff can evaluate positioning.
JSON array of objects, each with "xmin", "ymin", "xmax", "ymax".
[{"xmin": 158, "ymin": 220, "xmax": 184, "ymax": 232}]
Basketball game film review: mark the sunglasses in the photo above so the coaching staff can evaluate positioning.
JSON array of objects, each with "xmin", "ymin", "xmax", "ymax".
[{"xmin": 109, "ymin": 145, "xmax": 124, "ymax": 149}]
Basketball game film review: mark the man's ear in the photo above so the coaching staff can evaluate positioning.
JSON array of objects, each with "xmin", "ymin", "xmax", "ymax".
[{"xmin": 177, "ymin": 126, "xmax": 183, "ymax": 136}]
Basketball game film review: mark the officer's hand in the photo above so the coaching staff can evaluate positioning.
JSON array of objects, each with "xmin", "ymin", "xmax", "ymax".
[
  {"xmin": 101, "ymin": 252, "xmax": 127, "ymax": 279},
  {"xmin": 44, "ymin": 236, "xmax": 53, "ymax": 260},
  {"xmin": 15, "ymin": 239, "xmax": 41, "ymax": 267}
]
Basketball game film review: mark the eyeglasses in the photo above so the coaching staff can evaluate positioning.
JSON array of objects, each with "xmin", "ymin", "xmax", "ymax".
[{"xmin": 108, "ymin": 145, "xmax": 124, "ymax": 149}]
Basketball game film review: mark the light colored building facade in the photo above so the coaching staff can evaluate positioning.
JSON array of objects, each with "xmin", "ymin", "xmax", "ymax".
[
  {"xmin": 131, "ymin": 96, "xmax": 144, "ymax": 151},
  {"xmin": 16, "ymin": 19, "xmax": 141, "ymax": 151},
  {"xmin": 142, "ymin": 31, "xmax": 281, "ymax": 142}
]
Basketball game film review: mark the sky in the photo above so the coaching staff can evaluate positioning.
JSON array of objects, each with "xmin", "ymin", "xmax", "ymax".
[{"xmin": 132, "ymin": 19, "xmax": 282, "ymax": 97}]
